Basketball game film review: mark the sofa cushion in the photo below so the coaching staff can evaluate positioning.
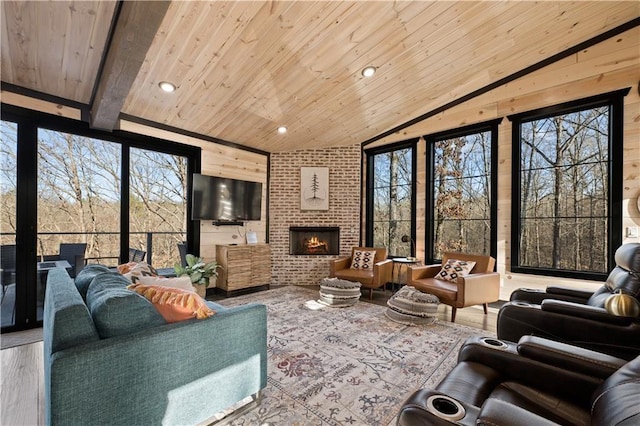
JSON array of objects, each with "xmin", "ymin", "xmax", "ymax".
[
  {"xmin": 437, "ymin": 259, "xmax": 476, "ymax": 282},
  {"xmin": 128, "ymin": 283, "xmax": 216, "ymax": 323},
  {"xmin": 74, "ymin": 264, "xmax": 111, "ymax": 300},
  {"xmin": 86, "ymin": 272, "xmax": 165, "ymax": 338},
  {"xmin": 44, "ymin": 268, "xmax": 100, "ymax": 353},
  {"xmin": 350, "ymin": 249, "xmax": 377, "ymax": 270}
]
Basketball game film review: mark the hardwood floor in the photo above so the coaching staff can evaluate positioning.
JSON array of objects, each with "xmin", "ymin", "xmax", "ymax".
[{"xmin": 0, "ymin": 286, "xmax": 497, "ymax": 425}]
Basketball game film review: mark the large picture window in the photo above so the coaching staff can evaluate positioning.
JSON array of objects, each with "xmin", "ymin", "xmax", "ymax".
[
  {"xmin": 426, "ymin": 120, "xmax": 499, "ymax": 262},
  {"xmin": 510, "ymin": 90, "xmax": 626, "ymax": 280},
  {"xmin": 1, "ymin": 105, "xmax": 200, "ymax": 331},
  {"xmin": 366, "ymin": 141, "xmax": 416, "ymax": 257}
]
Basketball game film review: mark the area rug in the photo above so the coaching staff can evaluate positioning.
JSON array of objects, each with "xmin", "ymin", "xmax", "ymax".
[{"xmin": 218, "ymin": 286, "xmax": 494, "ymax": 425}]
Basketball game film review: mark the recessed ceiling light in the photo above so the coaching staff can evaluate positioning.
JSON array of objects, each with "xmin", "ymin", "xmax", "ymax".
[
  {"xmin": 158, "ymin": 81, "xmax": 176, "ymax": 92},
  {"xmin": 361, "ymin": 66, "xmax": 376, "ymax": 78},
  {"xmin": 277, "ymin": 126, "xmax": 288, "ymax": 134}
]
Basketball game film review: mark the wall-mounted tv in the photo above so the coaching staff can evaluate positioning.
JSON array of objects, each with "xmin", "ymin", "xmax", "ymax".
[{"xmin": 192, "ymin": 174, "xmax": 262, "ymax": 222}]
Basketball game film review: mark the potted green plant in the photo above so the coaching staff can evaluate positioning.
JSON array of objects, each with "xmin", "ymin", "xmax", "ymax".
[{"xmin": 174, "ymin": 254, "xmax": 220, "ymax": 297}]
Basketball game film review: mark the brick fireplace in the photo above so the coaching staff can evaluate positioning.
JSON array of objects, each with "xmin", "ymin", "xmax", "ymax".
[{"xmin": 289, "ymin": 227, "xmax": 339, "ymax": 255}]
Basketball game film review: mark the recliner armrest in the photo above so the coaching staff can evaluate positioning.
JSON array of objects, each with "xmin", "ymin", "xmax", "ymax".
[
  {"xmin": 546, "ymin": 286, "xmax": 594, "ymax": 300},
  {"xmin": 510, "ymin": 287, "xmax": 590, "ymax": 304},
  {"xmin": 516, "ymin": 335, "xmax": 627, "ymax": 379},
  {"xmin": 541, "ymin": 299, "xmax": 634, "ymax": 325},
  {"xmin": 477, "ymin": 398, "xmax": 559, "ymax": 426}
]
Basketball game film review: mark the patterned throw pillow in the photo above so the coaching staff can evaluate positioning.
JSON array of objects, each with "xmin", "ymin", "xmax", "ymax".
[
  {"xmin": 350, "ymin": 250, "xmax": 377, "ymax": 270},
  {"xmin": 119, "ymin": 262, "xmax": 158, "ymax": 283},
  {"xmin": 128, "ymin": 283, "xmax": 215, "ymax": 323},
  {"xmin": 436, "ymin": 259, "xmax": 476, "ymax": 282}
]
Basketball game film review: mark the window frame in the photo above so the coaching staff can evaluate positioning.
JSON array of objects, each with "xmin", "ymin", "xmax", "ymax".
[
  {"xmin": 365, "ymin": 139, "xmax": 418, "ymax": 258},
  {"xmin": 424, "ymin": 119, "xmax": 500, "ymax": 264},
  {"xmin": 508, "ymin": 89, "xmax": 628, "ymax": 281}
]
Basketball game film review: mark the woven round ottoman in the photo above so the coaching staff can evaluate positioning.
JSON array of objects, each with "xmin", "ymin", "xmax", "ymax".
[
  {"xmin": 385, "ymin": 286, "xmax": 439, "ymax": 325},
  {"xmin": 319, "ymin": 277, "xmax": 362, "ymax": 307}
]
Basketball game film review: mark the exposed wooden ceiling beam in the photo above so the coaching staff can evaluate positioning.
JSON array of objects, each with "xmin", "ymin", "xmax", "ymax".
[{"xmin": 90, "ymin": 1, "xmax": 170, "ymax": 131}]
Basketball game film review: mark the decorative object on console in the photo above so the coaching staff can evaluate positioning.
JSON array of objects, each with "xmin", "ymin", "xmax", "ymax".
[
  {"xmin": 300, "ymin": 167, "xmax": 329, "ymax": 210},
  {"xmin": 246, "ymin": 231, "xmax": 258, "ymax": 244},
  {"xmin": 174, "ymin": 254, "xmax": 220, "ymax": 297}
]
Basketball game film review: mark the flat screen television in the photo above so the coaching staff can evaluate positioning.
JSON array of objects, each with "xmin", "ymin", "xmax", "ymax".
[{"xmin": 192, "ymin": 174, "xmax": 262, "ymax": 222}]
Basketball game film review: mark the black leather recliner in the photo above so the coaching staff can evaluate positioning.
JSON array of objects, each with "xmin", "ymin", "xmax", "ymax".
[
  {"xmin": 497, "ymin": 243, "xmax": 640, "ymax": 360},
  {"xmin": 396, "ymin": 335, "xmax": 640, "ymax": 426}
]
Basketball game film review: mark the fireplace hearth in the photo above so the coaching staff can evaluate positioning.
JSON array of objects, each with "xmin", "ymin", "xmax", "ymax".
[{"xmin": 289, "ymin": 227, "xmax": 339, "ymax": 255}]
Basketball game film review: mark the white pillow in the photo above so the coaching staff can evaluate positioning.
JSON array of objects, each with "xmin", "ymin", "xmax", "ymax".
[{"xmin": 138, "ymin": 275, "xmax": 194, "ymax": 292}]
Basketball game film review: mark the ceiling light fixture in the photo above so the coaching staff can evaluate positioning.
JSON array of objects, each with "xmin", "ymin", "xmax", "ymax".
[
  {"xmin": 158, "ymin": 81, "xmax": 176, "ymax": 92},
  {"xmin": 277, "ymin": 126, "xmax": 288, "ymax": 134},
  {"xmin": 361, "ymin": 66, "xmax": 376, "ymax": 78}
]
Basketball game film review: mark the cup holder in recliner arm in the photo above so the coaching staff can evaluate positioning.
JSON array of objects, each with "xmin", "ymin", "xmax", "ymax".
[
  {"xmin": 426, "ymin": 395, "xmax": 466, "ymax": 421},
  {"xmin": 480, "ymin": 337, "xmax": 509, "ymax": 350},
  {"xmin": 514, "ymin": 301, "xmax": 532, "ymax": 307}
]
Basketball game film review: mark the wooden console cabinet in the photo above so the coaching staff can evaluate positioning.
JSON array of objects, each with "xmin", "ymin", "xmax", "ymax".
[{"xmin": 216, "ymin": 244, "xmax": 271, "ymax": 294}]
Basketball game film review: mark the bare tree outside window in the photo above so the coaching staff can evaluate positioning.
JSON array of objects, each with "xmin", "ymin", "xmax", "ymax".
[
  {"xmin": 35, "ymin": 129, "xmax": 188, "ymax": 268},
  {"xmin": 0, "ymin": 121, "xmax": 17, "ymax": 245},
  {"xmin": 518, "ymin": 106, "xmax": 609, "ymax": 273},
  {"xmin": 370, "ymin": 147, "xmax": 413, "ymax": 257},
  {"xmin": 432, "ymin": 131, "xmax": 492, "ymax": 259}
]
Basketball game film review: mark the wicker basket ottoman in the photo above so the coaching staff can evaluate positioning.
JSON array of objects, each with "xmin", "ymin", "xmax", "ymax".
[
  {"xmin": 319, "ymin": 277, "xmax": 362, "ymax": 307},
  {"xmin": 385, "ymin": 286, "xmax": 439, "ymax": 325}
]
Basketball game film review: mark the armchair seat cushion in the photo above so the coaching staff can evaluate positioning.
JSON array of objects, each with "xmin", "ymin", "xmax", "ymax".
[
  {"xmin": 410, "ymin": 278, "xmax": 457, "ymax": 305},
  {"xmin": 333, "ymin": 268, "xmax": 374, "ymax": 286}
]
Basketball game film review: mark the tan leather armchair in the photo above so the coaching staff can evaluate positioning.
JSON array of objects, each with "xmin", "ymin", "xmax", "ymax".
[
  {"xmin": 407, "ymin": 252, "xmax": 499, "ymax": 322},
  {"xmin": 329, "ymin": 247, "xmax": 392, "ymax": 299}
]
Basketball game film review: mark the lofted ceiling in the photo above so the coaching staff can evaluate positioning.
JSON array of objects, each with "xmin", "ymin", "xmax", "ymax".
[{"xmin": 2, "ymin": 1, "xmax": 639, "ymax": 153}]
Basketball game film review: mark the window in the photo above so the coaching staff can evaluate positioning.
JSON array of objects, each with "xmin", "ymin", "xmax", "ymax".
[
  {"xmin": 426, "ymin": 120, "xmax": 499, "ymax": 262},
  {"xmin": 510, "ymin": 90, "xmax": 626, "ymax": 280},
  {"xmin": 1, "ymin": 105, "xmax": 200, "ymax": 331},
  {"xmin": 366, "ymin": 141, "xmax": 416, "ymax": 257}
]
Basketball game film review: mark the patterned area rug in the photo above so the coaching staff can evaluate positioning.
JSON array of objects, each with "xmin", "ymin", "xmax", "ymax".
[{"xmin": 218, "ymin": 286, "xmax": 494, "ymax": 425}]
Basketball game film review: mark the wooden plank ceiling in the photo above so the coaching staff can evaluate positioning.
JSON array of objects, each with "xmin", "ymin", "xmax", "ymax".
[{"xmin": 2, "ymin": 1, "xmax": 639, "ymax": 153}]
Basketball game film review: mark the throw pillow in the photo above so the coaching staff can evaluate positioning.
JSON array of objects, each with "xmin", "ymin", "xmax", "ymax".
[
  {"xmin": 350, "ymin": 250, "xmax": 377, "ymax": 270},
  {"xmin": 436, "ymin": 259, "xmax": 476, "ymax": 282},
  {"xmin": 138, "ymin": 275, "xmax": 194, "ymax": 292},
  {"xmin": 128, "ymin": 284, "xmax": 216, "ymax": 323},
  {"xmin": 120, "ymin": 262, "xmax": 158, "ymax": 283}
]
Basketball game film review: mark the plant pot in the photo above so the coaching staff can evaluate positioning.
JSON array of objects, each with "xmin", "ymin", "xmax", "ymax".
[{"xmin": 193, "ymin": 284, "xmax": 207, "ymax": 298}]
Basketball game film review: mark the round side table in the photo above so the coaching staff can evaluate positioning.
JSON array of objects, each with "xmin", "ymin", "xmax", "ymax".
[{"xmin": 391, "ymin": 257, "xmax": 420, "ymax": 292}]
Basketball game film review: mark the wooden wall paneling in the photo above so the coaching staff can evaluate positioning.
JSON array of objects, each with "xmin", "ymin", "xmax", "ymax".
[
  {"xmin": 1, "ymin": 1, "xmax": 116, "ymax": 103},
  {"xmin": 0, "ymin": 91, "xmax": 82, "ymax": 120},
  {"xmin": 415, "ymin": 137, "xmax": 427, "ymax": 261}
]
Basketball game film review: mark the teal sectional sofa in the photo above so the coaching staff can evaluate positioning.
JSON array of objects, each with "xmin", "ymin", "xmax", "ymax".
[{"xmin": 44, "ymin": 265, "xmax": 267, "ymax": 425}]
